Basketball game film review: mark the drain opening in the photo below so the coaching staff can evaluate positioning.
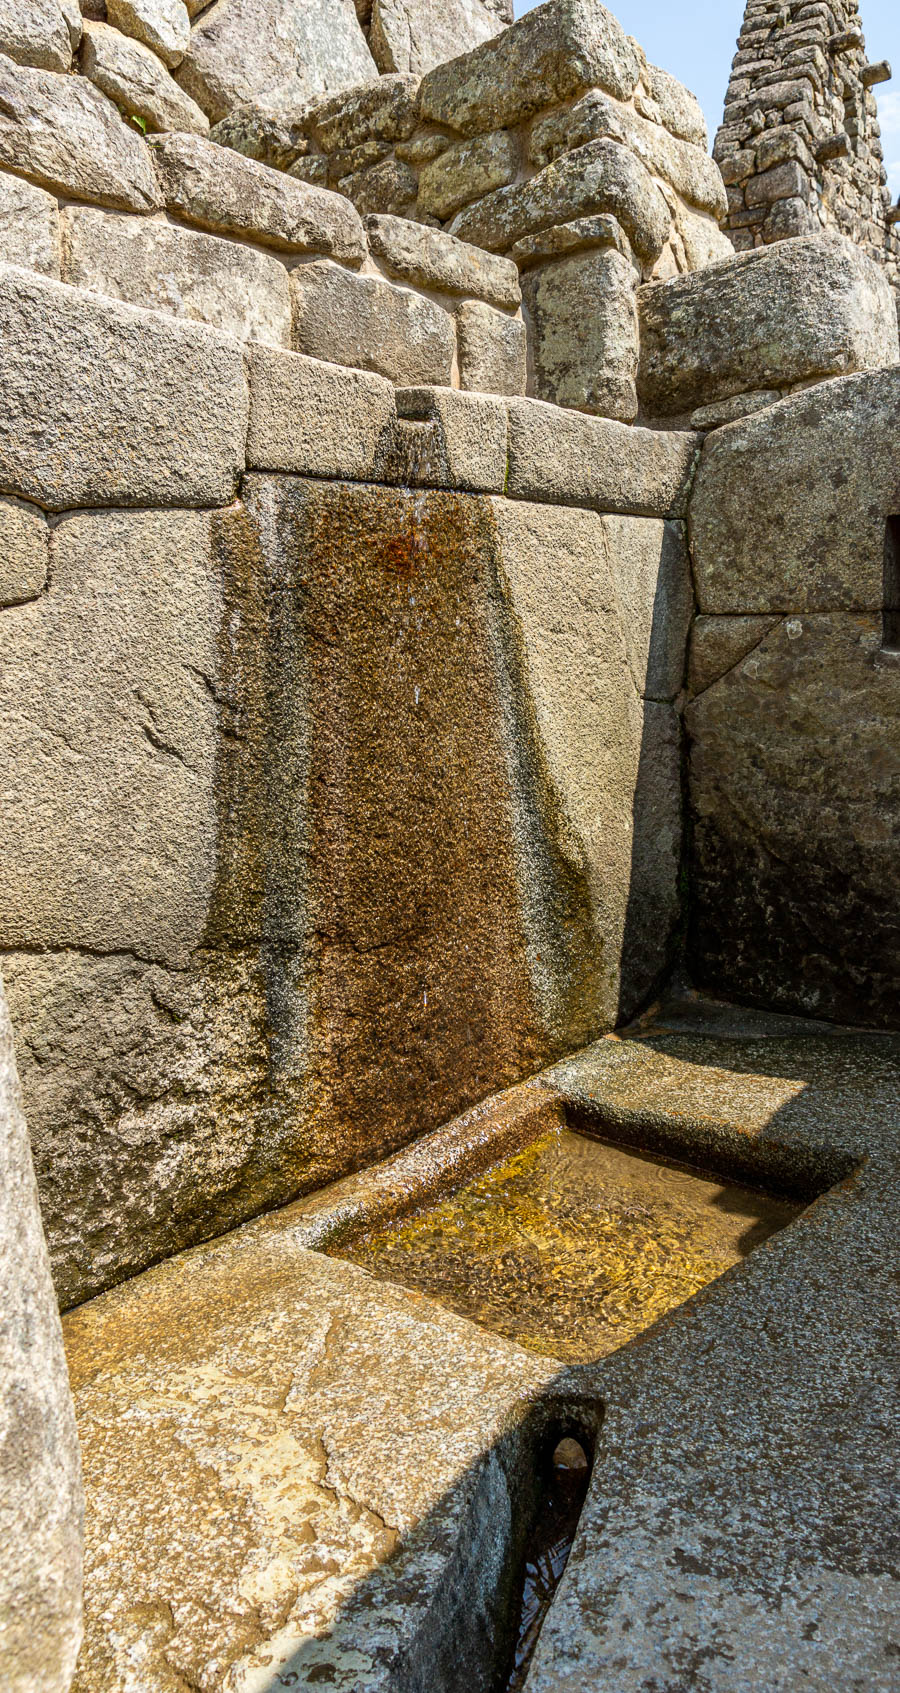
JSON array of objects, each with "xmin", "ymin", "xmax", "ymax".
[{"xmin": 500, "ymin": 1418, "xmax": 595, "ymax": 1693}]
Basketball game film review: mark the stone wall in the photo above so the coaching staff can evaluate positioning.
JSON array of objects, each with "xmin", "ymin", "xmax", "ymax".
[
  {"xmin": 0, "ymin": 256, "xmax": 696, "ymax": 1308},
  {"xmin": 684, "ymin": 369, "xmax": 900, "ymax": 1027},
  {"xmin": 714, "ymin": 0, "xmax": 900, "ymax": 305},
  {"xmin": 213, "ymin": 0, "xmax": 735, "ymax": 420},
  {"xmin": 0, "ymin": 18, "xmax": 528, "ymax": 393}
]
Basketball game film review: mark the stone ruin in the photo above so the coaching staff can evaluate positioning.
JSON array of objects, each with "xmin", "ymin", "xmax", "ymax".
[{"xmin": 0, "ymin": 1, "xmax": 898, "ymax": 1690}]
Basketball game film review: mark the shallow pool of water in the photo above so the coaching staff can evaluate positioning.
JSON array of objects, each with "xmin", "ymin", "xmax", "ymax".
[{"xmin": 331, "ymin": 1127, "xmax": 800, "ymax": 1363}]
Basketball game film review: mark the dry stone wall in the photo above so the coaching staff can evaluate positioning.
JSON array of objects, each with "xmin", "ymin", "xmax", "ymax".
[
  {"xmin": 715, "ymin": 0, "xmax": 900, "ymax": 306},
  {"xmin": 213, "ymin": 0, "xmax": 735, "ymax": 420}
]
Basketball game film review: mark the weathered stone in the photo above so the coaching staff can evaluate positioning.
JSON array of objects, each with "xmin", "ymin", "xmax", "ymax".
[
  {"xmin": 306, "ymin": 73, "xmax": 420, "ymax": 153},
  {"xmin": 0, "ymin": 976, "xmax": 83, "ymax": 1693},
  {"xmin": 291, "ymin": 259, "xmax": 455, "ymax": 386},
  {"xmin": 457, "ymin": 300, "xmax": 526, "ymax": 396},
  {"xmin": 175, "ymin": 0, "xmax": 377, "ymax": 126},
  {"xmin": 509, "ymin": 212, "xmax": 632, "ymax": 270},
  {"xmin": 390, "ymin": 386, "xmax": 508, "ymax": 489},
  {"xmin": 0, "ymin": 51, "xmax": 161, "ymax": 211},
  {"xmin": 690, "ymin": 389, "xmax": 780, "ymax": 430},
  {"xmin": 0, "ymin": 264, "xmax": 248, "ymax": 510},
  {"xmin": 507, "ymin": 398, "xmax": 700, "ymax": 517},
  {"xmin": 644, "ymin": 62, "xmax": 707, "ymax": 146},
  {"xmin": 64, "ymin": 1208, "xmax": 553, "ymax": 1693},
  {"xmin": 0, "ymin": 508, "xmax": 222, "ymax": 966},
  {"xmin": 0, "ymin": 497, "xmax": 48, "ymax": 606},
  {"xmin": 106, "ymin": 0, "xmax": 189, "ymax": 68},
  {"xmin": 688, "ymin": 613, "xmax": 780, "ymax": 696},
  {"xmin": 639, "ymin": 238, "xmax": 900, "ymax": 419},
  {"xmin": 149, "ymin": 131, "xmax": 366, "ymax": 262},
  {"xmin": 451, "ymin": 139, "xmax": 671, "ymax": 266},
  {"xmin": 529, "ymin": 91, "xmax": 728, "ymax": 220},
  {"xmin": 0, "ymin": 0, "xmax": 73, "ymax": 72},
  {"xmin": 686, "ymin": 614, "xmax": 900, "ymax": 1026},
  {"xmin": 417, "ymin": 128, "xmax": 517, "ymax": 221},
  {"xmin": 337, "ymin": 152, "xmax": 417, "ymax": 216},
  {"xmin": 673, "ymin": 202, "xmax": 736, "ymax": 271},
  {"xmin": 247, "ymin": 345, "xmax": 397, "ymax": 477},
  {"xmin": 745, "ymin": 159, "xmax": 808, "ymax": 206},
  {"xmin": 367, "ymin": 212, "xmax": 521, "ymax": 307},
  {"xmin": 689, "ymin": 369, "xmax": 900, "ymax": 614},
  {"xmin": 418, "ymin": 0, "xmax": 642, "ymax": 136},
  {"xmin": 0, "ymin": 171, "xmax": 59, "ymax": 277},
  {"xmin": 761, "ymin": 193, "xmax": 817, "ymax": 242},
  {"xmin": 489, "ymin": 497, "xmax": 683, "ymax": 1017},
  {"xmin": 523, "ymin": 247, "xmax": 638, "ymax": 421},
  {"xmin": 58, "ymin": 0, "xmax": 81, "ymax": 48},
  {"xmin": 209, "ymin": 98, "xmax": 310, "ymax": 171},
  {"xmin": 603, "ymin": 516, "xmax": 693, "ymax": 700},
  {"xmin": 80, "ymin": 19, "xmax": 209, "ymax": 135},
  {"xmin": 370, "ymin": 0, "xmax": 505, "ymax": 78},
  {"xmin": 62, "ymin": 207, "xmax": 292, "ymax": 345}
]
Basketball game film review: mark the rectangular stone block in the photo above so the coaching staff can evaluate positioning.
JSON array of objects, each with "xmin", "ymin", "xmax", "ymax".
[
  {"xmin": 638, "ymin": 237, "xmax": 900, "ymax": 419},
  {"xmin": 456, "ymin": 300, "xmax": 526, "ymax": 397},
  {"xmin": 603, "ymin": 517, "xmax": 693, "ymax": 701},
  {"xmin": 521, "ymin": 247, "xmax": 638, "ymax": 421},
  {"xmin": 175, "ymin": 0, "xmax": 377, "ymax": 126},
  {"xmin": 689, "ymin": 369, "xmax": 900, "ymax": 614},
  {"xmin": 366, "ymin": 212, "xmax": 521, "ymax": 309},
  {"xmin": 291, "ymin": 259, "xmax": 456, "ymax": 387},
  {"xmin": 247, "ymin": 345, "xmax": 397, "ymax": 477},
  {"xmin": 507, "ymin": 397, "xmax": 700, "ymax": 518},
  {"xmin": 686, "ymin": 613, "xmax": 900, "ymax": 1027},
  {"xmin": 0, "ymin": 170, "xmax": 59, "ymax": 276},
  {"xmin": 529, "ymin": 89, "xmax": 728, "ymax": 220},
  {"xmin": 0, "ymin": 507, "xmax": 221, "ymax": 966},
  {"xmin": 62, "ymin": 207, "xmax": 292, "ymax": 345},
  {"xmin": 418, "ymin": 0, "xmax": 641, "ymax": 136},
  {"xmin": 0, "ymin": 50, "xmax": 161, "ymax": 211},
  {"xmin": 149, "ymin": 131, "xmax": 366, "ymax": 264},
  {"xmin": 0, "ymin": 264, "xmax": 248, "ymax": 510},
  {"xmin": 450, "ymin": 138, "xmax": 671, "ymax": 267}
]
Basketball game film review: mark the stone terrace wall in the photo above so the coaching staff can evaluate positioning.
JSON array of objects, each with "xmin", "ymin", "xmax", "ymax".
[
  {"xmin": 214, "ymin": 0, "xmax": 734, "ymax": 420},
  {"xmin": 715, "ymin": 0, "xmax": 900, "ymax": 303}
]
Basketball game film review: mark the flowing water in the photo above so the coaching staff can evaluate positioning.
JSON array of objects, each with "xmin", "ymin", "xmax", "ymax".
[{"xmin": 333, "ymin": 1126, "xmax": 800, "ymax": 1363}]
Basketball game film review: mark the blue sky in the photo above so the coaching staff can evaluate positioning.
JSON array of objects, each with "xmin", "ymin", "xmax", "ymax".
[{"xmin": 513, "ymin": 0, "xmax": 900, "ymax": 196}]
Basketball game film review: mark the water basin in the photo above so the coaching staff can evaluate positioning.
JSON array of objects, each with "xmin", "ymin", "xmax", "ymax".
[{"xmin": 330, "ymin": 1125, "xmax": 801, "ymax": 1363}]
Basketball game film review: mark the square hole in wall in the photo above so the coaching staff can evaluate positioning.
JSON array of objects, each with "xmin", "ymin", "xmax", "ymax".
[{"xmin": 884, "ymin": 517, "xmax": 900, "ymax": 651}]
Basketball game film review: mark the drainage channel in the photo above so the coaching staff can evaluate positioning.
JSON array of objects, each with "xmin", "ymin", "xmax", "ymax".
[{"xmin": 499, "ymin": 1416, "xmax": 596, "ymax": 1693}]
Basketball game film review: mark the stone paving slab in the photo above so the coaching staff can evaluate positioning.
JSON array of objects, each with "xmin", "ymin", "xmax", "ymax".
[
  {"xmin": 527, "ymin": 995, "xmax": 900, "ymax": 1693},
  {"xmin": 63, "ymin": 993, "xmax": 900, "ymax": 1691},
  {"xmin": 64, "ymin": 1197, "xmax": 557, "ymax": 1693}
]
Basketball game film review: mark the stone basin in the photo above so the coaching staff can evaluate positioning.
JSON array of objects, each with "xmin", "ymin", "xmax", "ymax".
[{"xmin": 329, "ymin": 1120, "xmax": 801, "ymax": 1364}]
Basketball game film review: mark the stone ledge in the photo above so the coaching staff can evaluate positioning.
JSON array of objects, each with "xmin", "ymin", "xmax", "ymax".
[
  {"xmin": 247, "ymin": 344, "xmax": 397, "ymax": 479},
  {"xmin": 366, "ymin": 211, "xmax": 521, "ymax": 309},
  {"xmin": 507, "ymin": 397, "xmax": 700, "ymax": 518}
]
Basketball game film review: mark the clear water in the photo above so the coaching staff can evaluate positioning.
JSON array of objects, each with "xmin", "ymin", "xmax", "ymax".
[{"xmin": 333, "ymin": 1127, "xmax": 800, "ymax": 1363}]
